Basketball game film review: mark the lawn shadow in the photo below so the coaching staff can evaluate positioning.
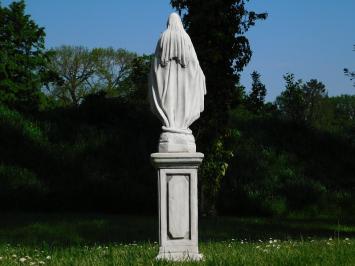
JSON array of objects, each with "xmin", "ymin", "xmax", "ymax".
[
  {"xmin": 0, "ymin": 213, "xmax": 354, "ymax": 246},
  {"xmin": 200, "ymin": 217, "xmax": 355, "ymax": 242}
]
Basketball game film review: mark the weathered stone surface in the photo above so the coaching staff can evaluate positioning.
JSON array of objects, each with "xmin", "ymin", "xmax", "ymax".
[
  {"xmin": 151, "ymin": 153, "xmax": 203, "ymax": 261},
  {"xmin": 168, "ymin": 175, "xmax": 189, "ymax": 239},
  {"xmin": 149, "ymin": 13, "xmax": 205, "ymax": 262}
]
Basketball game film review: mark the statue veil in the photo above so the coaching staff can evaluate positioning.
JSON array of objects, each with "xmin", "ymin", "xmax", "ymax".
[{"xmin": 159, "ymin": 13, "xmax": 191, "ymax": 68}]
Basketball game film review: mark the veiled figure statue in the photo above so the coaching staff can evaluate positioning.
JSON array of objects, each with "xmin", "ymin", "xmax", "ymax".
[{"xmin": 149, "ymin": 13, "xmax": 206, "ymax": 153}]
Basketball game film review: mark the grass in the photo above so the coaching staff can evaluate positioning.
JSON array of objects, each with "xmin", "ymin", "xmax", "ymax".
[{"xmin": 0, "ymin": 213, "xmax": 354, "ymax": 265}]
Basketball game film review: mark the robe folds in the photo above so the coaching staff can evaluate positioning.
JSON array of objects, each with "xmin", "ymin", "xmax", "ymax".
[{"xmin": 149, "ymin": 13, "xmax": 206, "ymax": 135}]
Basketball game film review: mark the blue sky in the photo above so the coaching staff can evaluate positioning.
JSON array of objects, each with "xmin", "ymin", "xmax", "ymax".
[{"xmin": 2, "ymin": 0, "xmax": 355, "ymax": 101}]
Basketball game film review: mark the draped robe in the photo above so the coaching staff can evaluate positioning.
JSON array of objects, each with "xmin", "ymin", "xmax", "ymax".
[{"xmin": 149, "ymin": 13, "xmax": 206, "ymax": 136}]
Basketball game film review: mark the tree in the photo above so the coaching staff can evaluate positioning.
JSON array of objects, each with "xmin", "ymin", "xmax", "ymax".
[
  {"xmin": 276, "ymin": 75, "xmax": 329, "ymax": 125},
  {"xmin": 0, "ymin": 0, "xmax": 50, "ymax": 113},
  {"xmin": 328, "ymin": 95, "xmax": 355, "ymax": 134},
  {"xmin": 124, "ymin": 54, "xmax": 153, "ymax": 104},
  {"xmin": 171, "ymin": 0, "xmax": 267, "ymax": 139},
  {"xmin": 46, "ymin": 46, "xmax": 96, "ymax": 106},
  {"xmin": 276, "ymin": 73, "xmax": 306, "ymax": 122},
  {"xmin": 344, "ymin": 45, "xmax": 355, "ymax": 87},
  {"xmin": 302, "ymin": 79, "xmax": 327, "ymax": 123},
  {"xmin": 90, "ymin": 48, "xmax": 136, "ymax": 97},
  {"xmin": 246, "ymin": 71, "xmax": 266, "ymax": 113},
  {"xmin": 171, "ymin": 0, "xmax": 267, "ymax": 215}
]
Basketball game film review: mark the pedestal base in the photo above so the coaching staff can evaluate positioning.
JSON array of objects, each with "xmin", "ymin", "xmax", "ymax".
[
  {"xmin": 156, "ymin": 251, "xmax": 203, "ymax": 261},
  {"xmin": 151, "ymin": 152, "xmax": 204, "ymax": 262}
]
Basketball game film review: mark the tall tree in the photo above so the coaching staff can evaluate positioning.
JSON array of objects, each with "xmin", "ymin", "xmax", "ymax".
[
  {"xmin": 302, "ymin": 79, "xmax": 327, "ymax": 123},
  {"xmin": 344, "ymin": 45, "xmax": 355, "ymax": 87},
  {"xmin": 171, "ymin": 0, "xmax": 267, "ymax": 214},
  {"xmin": 171, "ymin": 0, "xmax": 267, "ymax": 139},
  {"xmin": 90, "ymin": 48, "xmax": 136, "ymax": 97},
  {"xmin": 246, "ymin": 70, "xmax": 266, "ymax": 113},
  {"xmin": 124, "ymin": 54, "xmax": 153, "ymax": 104},
  {"xmin": 0, "ymin": 0, "xmax": 50, "ymax": 113},
  {"xmin": 276, "ymin": 73, "xmax": 306, "ymax": 122},
  {"xmin": 46, "ymin": 46, "xmax": 96, "ymax": 106}
]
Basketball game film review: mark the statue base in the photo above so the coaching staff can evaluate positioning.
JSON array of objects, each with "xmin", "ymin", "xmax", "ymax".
[
  {"xmin": 151, "ymin": 152, "xmax": 204, "ymax": 261},
  {"xmin": 156, "ymin": 252, "xmax": 203, "ymax": 261},
  {"xmin": 158, "ymin": 132, "xmax": 196, "ymax": 153}
]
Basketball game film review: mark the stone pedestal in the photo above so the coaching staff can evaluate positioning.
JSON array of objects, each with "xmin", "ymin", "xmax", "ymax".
[{"xmin": 151, "ymin": 152, "xmax": 203, "ymax": 261}]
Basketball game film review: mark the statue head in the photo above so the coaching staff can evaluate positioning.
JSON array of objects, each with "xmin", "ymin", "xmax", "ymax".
[
  {"xmin": 167, "ymin": 13, "xmax": 184, "ymax": 31},
  {"xmin": 160, "ymin": 13, "xmax": 190, "ymax": 67}
]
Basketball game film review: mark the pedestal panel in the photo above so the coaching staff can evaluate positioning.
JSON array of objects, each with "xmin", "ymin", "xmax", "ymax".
[{"xmin": 168, "ymin": 174, "xmax": 190, "ymax": 239}]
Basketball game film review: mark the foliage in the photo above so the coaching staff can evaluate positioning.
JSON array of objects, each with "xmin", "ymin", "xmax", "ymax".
[
  {"xmin": 90, "ymin": 47, "xmax": 136, "ymax": 96},
  {"xmin": 199, "ymin": 132, "xmax": 236, "ymax": 215},
  {"xmin": 0, "ymin": 164, "xmax": 45, "ymax": 206},
  {"xmin": 303, "ymin": 79, "xmax": 327, "ymax": 123},
  {"xmin": 220, "ymin": 104, "xmax": 355, "ymax": 217},
  {"xmin": 46, "ymin": 46, "xmax": 97, "ymax": 106},
  {"xmin": 0, "ymin": 104, "xmax": 46, "ymax": 144},
  {"xmin": 246, "ymin": 71, "xmax": 267, "ymax": 113},
  {"xmin": 46, "ymin": 46, "xmax": 137, "ymax": 106},
  {"xmin": 122, "ymin": 54, "xmax": 153, "ymax": 105},
  {"xmin": 344, "ymin": 44, "xmax": 355, "ymax": 87},
  {"xmin": 171, "ymin": 0, "xmax": 267, "ymax": 138},
  {"xmin": 276, "ymin": 73, "xmax": 306, "ymax": 122},
  {"xmin": 0, "ymin": 0, "xmax": 51, "ymax": 113}
]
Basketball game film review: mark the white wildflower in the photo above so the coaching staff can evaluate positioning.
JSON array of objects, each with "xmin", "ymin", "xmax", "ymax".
[
  {"xmin": 46, "ymin": 256, "xmax": 51, "ymax": 260},
  {"xmin": 19, "ymin": 257, "xmax": 26, "ymax": 262}
]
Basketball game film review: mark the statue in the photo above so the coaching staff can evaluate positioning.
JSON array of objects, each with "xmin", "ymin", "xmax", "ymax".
[
  {"xmin": 150, "ymin": 13, "xmax": 205, "ymax": 261},
  {"xmin": 149, "ymin": 12, "xmax": 206, "ymax": 153}
]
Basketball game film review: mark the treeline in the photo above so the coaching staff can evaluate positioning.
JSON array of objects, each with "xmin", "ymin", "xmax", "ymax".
[
  {"xmin": 221, "ymin": 72, "xmax": 355, "ymax": 216},
  {"xmin": 44, "ymin": 46, "xmax": 151, "ymax": 107},
  {"xmin": 0, "ymin": 1, "xmax": 354, "ymax": 217}
]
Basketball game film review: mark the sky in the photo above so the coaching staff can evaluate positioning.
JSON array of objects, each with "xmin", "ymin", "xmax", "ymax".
[{"xmin": 2, "ymin": 0, "xmax": 354, "ymax": 101}]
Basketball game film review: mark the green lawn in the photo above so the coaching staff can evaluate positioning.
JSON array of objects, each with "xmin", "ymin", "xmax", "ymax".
[{"xmin": 0, "ymin": 213, "xmax": 354, "ymax": 265}]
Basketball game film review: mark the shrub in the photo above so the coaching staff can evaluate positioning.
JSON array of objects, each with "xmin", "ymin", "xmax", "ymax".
[{"xmin": 0, "ymin": 164, "xmax": 46, "ymax": 209}]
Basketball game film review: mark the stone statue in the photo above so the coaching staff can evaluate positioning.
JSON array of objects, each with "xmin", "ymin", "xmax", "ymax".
[
  {"xmin": 150, "ymin": 13, "xmax": 205, "ymax": 261},
  {"xmin": 149, "ymin": 12, "xmax": 206, "ymax": 153}
]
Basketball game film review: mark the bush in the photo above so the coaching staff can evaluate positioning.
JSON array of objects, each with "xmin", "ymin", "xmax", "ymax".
[{"xmin": 0, "ymin": 164, "xmax": 46, "ymax": 209}]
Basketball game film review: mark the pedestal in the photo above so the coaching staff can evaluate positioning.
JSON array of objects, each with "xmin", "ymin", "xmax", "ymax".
[{"xmin": 151, "ymin": 152, "xmax": 204, "ymax": 261}]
